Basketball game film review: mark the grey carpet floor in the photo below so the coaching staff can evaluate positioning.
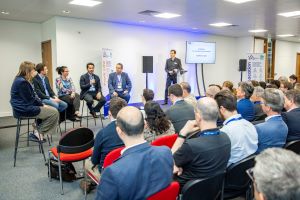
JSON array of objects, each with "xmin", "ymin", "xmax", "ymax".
[{"xmin": 0, "ymin": 117, "xmax": 108, "ymax": 200}]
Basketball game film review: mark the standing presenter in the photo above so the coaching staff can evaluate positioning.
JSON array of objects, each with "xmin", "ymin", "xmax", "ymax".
[{"xmin": 163, "ymin": 49, "xmax": 183, "ymax": 105}]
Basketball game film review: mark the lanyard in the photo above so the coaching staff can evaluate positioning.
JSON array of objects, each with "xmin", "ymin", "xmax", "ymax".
[
  {"xmin": 224, "ymin": 117, "xmax": 243, "ymax": 125},
  {"xmin": 198, "ymin": 130, "xmax": 221, "ymax": 137}
]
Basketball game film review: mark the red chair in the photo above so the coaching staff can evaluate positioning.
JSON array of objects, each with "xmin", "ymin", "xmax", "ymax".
[
  {"xmin": 48, "ymin": 127, "xmax": 94, "ymax": 196},
  {"xmin": 87, "ymin": 146, "xmax": 124, "ymax": 184},
  {"xmin": 147, "ymin": 181, "xmax": 180, "ymax": 200},
  {"xmin": 151, "ymin": 134, "xmax": 178, "ymax": 148}
]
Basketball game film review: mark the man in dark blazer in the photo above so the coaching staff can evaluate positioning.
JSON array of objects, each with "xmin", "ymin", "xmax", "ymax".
[
  {"xmin": 33, "ymin": 63, "xmax": 68, "ymax": 113},
  {"xmin": 108, "ymin": 63, "xmax": 132, "ymax": 102},
  {"xmin": 163, "ymin": 49, "xmax": 183, "ymax": 105},
  {"xmin": 95, "ymin": 106, "xmax": 173, "ymax": 200},
  {"xmin": 282, "ymin": 89, "xmax": 300, "ymax": 142},
  {"xmin": 166, "ymin": 84, "xmax": 195, "ymax": 134},
  {"xmin": 80, "ymin": 62, "xmax": 106, "ymax": 118}
]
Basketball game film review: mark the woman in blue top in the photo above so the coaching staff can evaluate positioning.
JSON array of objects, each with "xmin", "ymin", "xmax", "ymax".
[
  {"xmin": 236, "ymin": 82, "xmax": 255, "ymax": 121},
  {"xmin": 55, "ymin": 66, "xmax": 81, "ymax": 120},
  {"xmin": 10, "ymin": 61, "xmax": 59, "ymax": 141}
]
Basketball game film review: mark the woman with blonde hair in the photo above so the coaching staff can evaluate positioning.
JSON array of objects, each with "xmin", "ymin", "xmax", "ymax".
[
  {"xmin": 10, "ymin": 61, "xmax": 59, "ymax": 141},
  {"xmin": 222, "ymin": 81, "xmax": 236, "ymax": 95}
]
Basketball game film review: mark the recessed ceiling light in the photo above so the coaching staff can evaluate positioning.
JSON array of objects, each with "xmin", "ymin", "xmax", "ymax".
[
  {"xmin": 278, "ymin": 11, "xmax": 300, "ymax": 18},
  {"xmin": 192, "ymin": 27, "xmax": 198, "ymax": 30},
  {"xmin": 248, "ymin": 29, "xmax": 268, "ymax": 33},
  {"xmin": 153, "ymin": 13, "xmax": 181, "ymax": 19},
  {"xmin": 69, "ymin": 0, "xmax": 102, "ymax": 7},
  {"xmin": 1, "ymin": 10, "xmax": 9, "ymax": 15},
  {"xmin": 277, "ymin": 34, "xmax": 295, "ymax": 37},
  {"xmin": 62, "ymin": 10, "xmax": 71, "ymax": 14},
  {"xmin": 209, "ymin": 22, "xmax": 232, "ymax": 27},
  {"xmin": 224, "ymin": 0, "xmax": 255, "ymax": 4}
]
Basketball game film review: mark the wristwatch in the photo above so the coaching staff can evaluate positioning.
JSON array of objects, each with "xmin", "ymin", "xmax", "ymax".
[{"xmin": 178, "ymin": 134, "xmax": 187, "ymax": 139}]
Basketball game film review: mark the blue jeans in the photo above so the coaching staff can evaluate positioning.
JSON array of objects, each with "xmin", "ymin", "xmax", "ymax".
[
  {"xmin": 111, "ymin": 91, "xmax": 130, "ymax": 103},
  {"xmin": 42, "ymin": 99, "xmax": 68, "ymax": 112}
]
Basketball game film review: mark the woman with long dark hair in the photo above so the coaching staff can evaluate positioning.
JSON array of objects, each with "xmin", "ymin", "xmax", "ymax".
[
  {"xmin": 144, "ymin": 101, "xmax": 175, "ymax": 142},
  {"xmin": 55, "ymin": 66, "xmax": 81, "ymax": 120}
]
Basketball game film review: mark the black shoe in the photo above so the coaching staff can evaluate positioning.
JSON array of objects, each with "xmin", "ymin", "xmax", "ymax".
[
  {"xmin": 90, "ymin": 111, "xmax": 99, "ymax": 118},
  {"xmin": 29, "ymin": 132, "xmax": 46, "ymax": 143}
]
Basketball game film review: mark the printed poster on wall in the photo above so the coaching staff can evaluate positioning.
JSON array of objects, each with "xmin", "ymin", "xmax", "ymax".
[
  {"xmin": 247, "ymin": 53, "xmax": 265, "ymax": 81},
  {"xmin": 101, "ymin": 48, "xmax": 113, "ymax": 95}
]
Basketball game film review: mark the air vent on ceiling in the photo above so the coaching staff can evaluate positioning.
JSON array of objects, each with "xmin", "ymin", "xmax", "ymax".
[{"xmin": 138, "ymin": 10, "xmax": 160, "ymax": 16}]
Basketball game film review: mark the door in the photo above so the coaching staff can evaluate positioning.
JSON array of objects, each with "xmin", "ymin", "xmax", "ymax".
[
  {"xmin": 41, "ymin": 40, "xmax": 53, "ymax": 87},
  {"xmin": 296, "ymin": 53, "xmax": 300, "ymax": 82}
]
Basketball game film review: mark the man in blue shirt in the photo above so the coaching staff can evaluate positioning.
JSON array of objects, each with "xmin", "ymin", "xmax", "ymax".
[
  {"xmin": 255, "ymin": 88, "xmax": 288, "ymax": 153},
  {"xmin": 215, "ymin": 90, "xmax": 258, "ymax": 166},
  {"xmin": 236, "ymin": 82, "xmax": 255, "ymax": 121}
]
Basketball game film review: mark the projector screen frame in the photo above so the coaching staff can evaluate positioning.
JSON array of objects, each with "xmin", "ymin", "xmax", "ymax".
[{"xmin": 185, "ymin": 41, "xmax": 216, "ymax": 64}]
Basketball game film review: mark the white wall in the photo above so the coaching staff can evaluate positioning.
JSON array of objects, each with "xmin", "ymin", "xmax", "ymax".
[
  {"xmin": 0, "ymin": 20, "xmax": 42, "ymax": 117},
  {"xmin": 275, "ymin": 40, "xmax": 300, "ymax": 79},
  {"xmin": 236, "ymin": 37, "xmax": 254, "ymax": 81},
  {"xmin": 54, "ymin": 17, "xmax": 245, "ymax": 101}
]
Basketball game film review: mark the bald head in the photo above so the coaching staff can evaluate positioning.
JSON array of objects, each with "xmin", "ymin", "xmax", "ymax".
[
  {"xmin": 206, "ymin": 85, "xmax": 221, "ymax": 98},
  {"xmin": 116, "ymin": 106, "xmax": 144, "ymax": 136},
  {"xmin": 196, "ymin": 97, "xmax": 219, "ymax": 122}
]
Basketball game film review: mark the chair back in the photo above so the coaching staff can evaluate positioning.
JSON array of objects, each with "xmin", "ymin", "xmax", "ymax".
[
  {"xmin": 224, "ymin": 154, "xmax": 255, "ymax": 190},
  {"xmin": 181, "ymin": 172, "xmax": 225, "ymax": 200},
  {"xmin": 147, "ymin": 181, "xmax": 180, "ymax": 200},
  {"xmin": 285, "ymin": 140, "xmax": 300, "ymax": 154},
  {"xmin": 151, "ymin": 134, "xmax": 178, "ymax": 148},
  {"xmin": 102, "ymin": 146, "xmax": 124, "ymax": 168},
  {"xmin": 58, "ymin": 127, "xmax": 94, "ymax": 154}
]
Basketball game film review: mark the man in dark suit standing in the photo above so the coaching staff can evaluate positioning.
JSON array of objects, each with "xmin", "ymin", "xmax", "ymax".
[
  {"xmin": 166, "ymin": 84, "xmax": 195, "ymax": 133},
  {"xmin": 108, "ymin": 63, "xmax": 132, "ymax": 102},
  {"xmin": 80, "ymin": 62, "xmax": 106, "ymax": 118},
  {"xmin": 282, "ymin": 89, "xmax": 300, "ymax": 142},
  {"xmin": 95, "ymin": 106, "xmax": 173, "ymax": 200},
  {"xmin": 33, "ymin": 63, "xmax": 68, "ymax": 113},
  {"xmin": 163, "ymin": 50, "xmax": 183, "ymax": 105}
]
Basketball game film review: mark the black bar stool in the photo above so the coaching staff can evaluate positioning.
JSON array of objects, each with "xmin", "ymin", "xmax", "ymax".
[{"xmin": 80, "ymin": 100, "xmax": 104, "ymax": 128}]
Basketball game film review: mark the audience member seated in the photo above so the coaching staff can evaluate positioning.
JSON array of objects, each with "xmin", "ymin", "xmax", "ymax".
[
  {"xmin": 279, "ymin": 80, "xmax": 293, "ymax": 93},
  {"xmin": 87, "ymin": 97, "xmax": 127, "ymax": 179},
  {"xmin": 278, "ymin": 76, "xmax": 288, "ymax": 82},
  {"xmin": 180, "ymin": 82, "xmax": 197, "ymax": 109},
  {"xmin": 95, "ymin": 106, "xmax": 173, "ymax": 200},
  {"xmin": 80, "ymin": 62, "xmax": 106, "ymax": 118},
  {"xmin": 141, "ymin": 88, "xmax": 154, "ymax": 105},
  {"xmin": 166, "ymin": 84, "xmax": 195, "ymax": 134},
  {"xmin": 251, "ymin": 80, "xmax": 260, "ymax": 87},
  {"xmin": 55, "ymin": 66, "xmax": 81, "ymax": 121},
  {"xmin": 222, "ymin": 80, "xmax": 236, "ymax": 95},
  {"xmin": 251, "ymin": 148, "xmax": 300, "ymax": 200},
  {"xmin": 255, "ymin": 88, "xmax": 288, "ymax": 153},
  {"xmin": 206, "ymin": 85, "xmax": 221, "ymax": 98},
  {"xmin": 270, "ymin": 80, "xmax": 280, "ymax": 88},
  {"xmin": 282, "ymin": 89, "xmax": 300, "ymax": 142},
  {"xmin": 10, "ymin": 61, "xmax": 59, "ymax": 141},
  {"xmin": 250, "ymin": 86, "xmax": 267, "ymax": 121},
  {"xmin": 143, "ymin": 101, "xmax": 175, "ymax": 142},
  {"xmin": 172, "ymin": 97, "xmax": 231, "ymax": 189},
  {"xmin": 33, "ymin": 63, "xmax": 68, "ymax": 115},
  {"xmin": 289, "ymin": 74, "xmax": 297, "ymax": 87},
  {"xmin": 259, "ymin": 81, "xmax": 266, "ymax": 89},
  {"xmin": 236, "ymin": 82, "xmax": 255, "ymax": 121},
  {"xmin": 215, "ymin": 90, "xmax": 258, "ymax": 166},
  {"xmin": 295, "ymin": 83, "xmax": 300, "ymax": 91},
  {"xmin": 108, "ymin": 63, "xmax": 132, "ymax": 103}
]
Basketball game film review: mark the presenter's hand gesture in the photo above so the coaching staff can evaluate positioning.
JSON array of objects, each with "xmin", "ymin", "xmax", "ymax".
[
  {"xmin": 113, "ymin": 92, "xmax": 118, "ymax": 97},
  {"xmin": 168, "ymin": 70, "xmax": 173, "ymax": 75}
]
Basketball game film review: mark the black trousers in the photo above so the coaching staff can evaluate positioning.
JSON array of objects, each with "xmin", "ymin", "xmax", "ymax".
[
  {"xmin": 59, "ymin": 93, "xmax": 80, "ymax": 119},
  {"xmin": 164, "ymin": 74, "xmax": 177, "ymax": 102},
  {"xmin": 83, "ymin": 92, "xmax": 106, "ymax": 113}
]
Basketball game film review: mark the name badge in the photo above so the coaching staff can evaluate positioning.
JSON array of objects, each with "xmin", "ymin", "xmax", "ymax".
[
  {"xmin": 174, "ymin": 62, "xmax": 177, "ymax": 65},
  {"xmin": 117, "ymin": 81, "xmax": 122, "ymax": 89}
]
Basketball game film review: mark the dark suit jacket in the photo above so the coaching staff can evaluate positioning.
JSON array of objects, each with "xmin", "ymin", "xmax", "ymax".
[
  {"xmin": 165, "ymin": 57, "xmax": 182, "ymax": 74},
  {"xmin": 95, "ymin": 142, "xmax": 173, "ymax": 200},
  {"xmin": 32, "ymin": 74, "xmax": 55, "ymax": 100},
  {"xmin": 166, "ymin": 100, "xmax": 195, "ymax": 133},
  {"xmin": 108, "ymin": 72, "xmax": 132, "ymax": 95},
  {"xmin": 80, "ymin": 73, "xmax": 102, "ymax": 99},
  {"xmin": 91, "ymin": 121, "xmax": 124, "ymax": 171},
  {"xmin": 282, "ymin": 108, "xmax": 300, "ymax": 142},
  {"xmin": 10, "ymin": 76, "xmax": 43, "ymax": 118}
]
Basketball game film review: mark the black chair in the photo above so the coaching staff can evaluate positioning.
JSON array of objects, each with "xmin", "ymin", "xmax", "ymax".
[
  {"xmin": 223, "ymin": 154, "xmax": 256, "ymax": 200},
  {"xmin": 13, "ymin": 116, "xmax": 46, "ymax": 167},
  {"xmin": 181, "ymin": 172, "xmax": 225, "ymax": 200},
  {"xmin": 285, "ymin": 140, "xmax": 300, "ymax": 154},
  {"xmin": 80, "ymin": 100, "xmax": 104, "ymax": 128},
  {"xmin": 48, "ymin": 127, "xmax": 94, "ymax": 197}
]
